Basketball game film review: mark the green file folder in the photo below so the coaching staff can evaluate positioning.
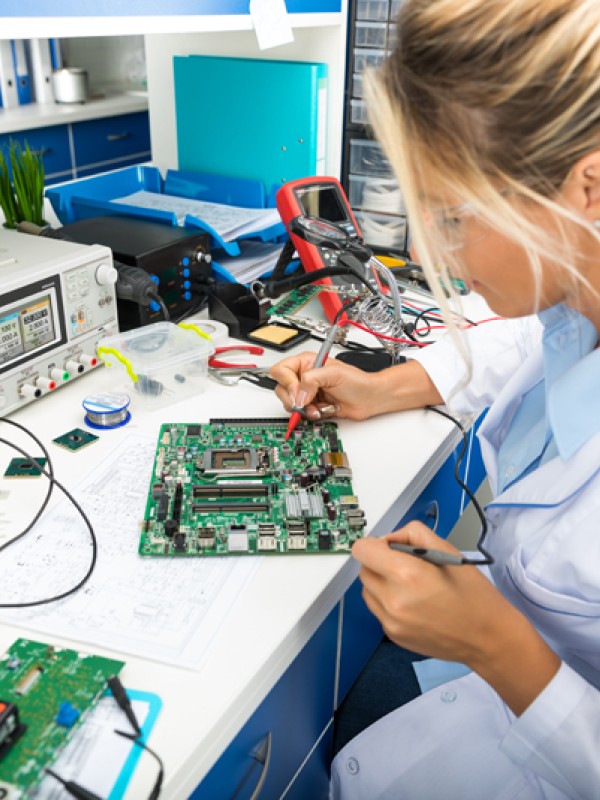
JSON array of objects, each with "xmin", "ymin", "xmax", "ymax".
[{"xmin": 174, "ymin": 55, "xmax": 328, "ymax": 195}]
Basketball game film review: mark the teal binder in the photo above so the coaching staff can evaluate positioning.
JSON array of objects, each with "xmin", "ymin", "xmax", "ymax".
[{"xmin": 174, "ymin": 55, "xmax": 328, "ymax": 195}]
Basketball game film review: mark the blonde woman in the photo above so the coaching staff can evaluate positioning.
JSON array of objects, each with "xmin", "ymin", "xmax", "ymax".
[{"xmin": 271, "ymin": 0, "xmax": 600, "ymax": 797}]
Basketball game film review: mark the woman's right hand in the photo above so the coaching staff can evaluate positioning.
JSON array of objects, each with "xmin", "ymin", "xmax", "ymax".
[{"xmin": 269, "ymin": 352, "xmax": 379, "ymax": 421}]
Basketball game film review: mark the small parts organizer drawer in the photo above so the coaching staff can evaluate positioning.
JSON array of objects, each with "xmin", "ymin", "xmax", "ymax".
[
  {"xmin": 0, "ymin": 125, "xmax": 71, "ymax": 178},
  {"xmin": 72, "ymin": 111, "xmax": 150, "ymax": 168},
  {"xmin": 349, "ymin": 138, "xmax": 392, "ymax": 177}
]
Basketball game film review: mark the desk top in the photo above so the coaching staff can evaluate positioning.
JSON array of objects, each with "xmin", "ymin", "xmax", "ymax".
[{"xmin": 0, "ymin": 335, "xmax": 462, "ymax": 798}]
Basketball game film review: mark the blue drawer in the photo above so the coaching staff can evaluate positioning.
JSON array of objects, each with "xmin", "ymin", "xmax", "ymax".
[
  {"xmin": 0, "ymin": 124, "xmax": 72, "ymax": 179},
  {"xmin": 72, "ymin": 111, "xmax": 150, "ymax": 168},
  {"xmin": 192, "ymin": 606, "xmax": 339, "ymax": 800}
]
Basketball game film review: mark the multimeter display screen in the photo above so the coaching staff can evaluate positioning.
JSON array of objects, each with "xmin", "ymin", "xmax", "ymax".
[
  {"xmin": 295, "ymin": 185, "xmax": 349, "ymax": 224},
  {"xmin": 0, "ymin": 292, "xmax": 57, "ymax": 368}
]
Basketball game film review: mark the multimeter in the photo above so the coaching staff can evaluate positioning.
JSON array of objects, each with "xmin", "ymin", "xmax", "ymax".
[{"xmin": 276, "ymin": 176, "xmax": 369, "ymax": 321}]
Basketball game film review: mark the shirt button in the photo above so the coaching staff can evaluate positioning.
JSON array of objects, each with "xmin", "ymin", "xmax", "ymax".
[
  {"xmin": 441, "ymin": 688, "xmax": 457, "ymax": 703},
  {"xmin": 346, "ymin": 757, "xmax": 360, "ymax": 775},
  {"xmin": 505, "ymin": 465, "xmax": 516, "ymax": 477}
]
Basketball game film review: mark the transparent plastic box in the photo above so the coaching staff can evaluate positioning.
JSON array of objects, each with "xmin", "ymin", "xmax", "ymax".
[
  {"xmin": 349, "ymin": 139, "xmax": 392, "ymax": 177},
  {"xmin": 350, "ymin": 98, "xmax": 370, "ymax": 126},
  {"xmin": 353, "ymin": 48, "xmax": 388, "ymax": 74},
  {"xmin": 355, "ymin": 210, "xmax": 407, "ymax": 250},
  {"xmin": 352, "ymin": 72, "xmax": 364, "ymax": 99},
  {"xmin": 349, "ymin": 174, "xmax": 404, "ymax": 213},
  {"xmin": 96, "ymin": 321, "xmax": 215, "ymax": 408},
  {"xmin": 355, "ymin": 21, "xmax": 388, "ymax": 49},
  {"xmin": 390, "ymin": 0, "xmax": 402, "ymax": 19},
  {"xmin": 356, "ymin": 0, "xmax": 389, "ymax": 21}
]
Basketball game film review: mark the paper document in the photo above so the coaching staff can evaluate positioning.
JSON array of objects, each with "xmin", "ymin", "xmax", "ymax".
[
  {"xmin": 0, "ymin": 434, "xmax": 260, "ymax": 670},
  {"xmin": 33, "ymin": 692, "xmax": 159, "ymax": 800},
  {"xmin": 215, "ymin": 240, "xmax": 285, "ymax": 284},
  {"xmin": 113, "ymin": 190, "xmax": 282, "ymax": 241}
]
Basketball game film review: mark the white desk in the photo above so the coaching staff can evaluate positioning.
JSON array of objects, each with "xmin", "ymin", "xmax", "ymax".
[{"xmin": 0, "ymin": 339, "xmax": 466, "ymax": 798}]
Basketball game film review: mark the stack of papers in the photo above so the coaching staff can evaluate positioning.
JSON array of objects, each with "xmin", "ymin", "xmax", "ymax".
[
  {"xmin": 112, "ymin": 190, "xmax": 282, "ymax": 241},
  {"xmin": 215, "ymin": 239, "xmax": 286, "ymax": 284}
]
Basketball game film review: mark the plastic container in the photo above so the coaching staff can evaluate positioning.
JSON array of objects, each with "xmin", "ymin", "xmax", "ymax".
[
  {"xmin": 96, "ymin": 321, "xmax": 215, "ymax": 408},
  {"xmin": 349, "ymin": 138, "xmax": 392, "ymax": 177},
  {"xmin": 356, "ymin": 0, "xmax": 389, "ymax": 21},
  {"xmin": 348, "ymin": 174, "xmax": 404, "ymax": 213},
  {"xmin": 355, "ymin": 21, "xmax": 388, "ymax": 49}
]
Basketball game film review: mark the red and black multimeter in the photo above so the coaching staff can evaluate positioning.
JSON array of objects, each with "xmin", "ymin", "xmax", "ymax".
[{"xmin": 276, "ymin": 176, "xmax": 370, "ymax": 322}]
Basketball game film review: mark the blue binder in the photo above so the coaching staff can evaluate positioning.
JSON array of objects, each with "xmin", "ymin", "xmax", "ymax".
[
  {"xmin": 11, "ymin": 40, "xmax": 31, "ymax": 105},
  {"xmin": 174, "ymin": 55, "xmax": 328, "ymax": 195}
]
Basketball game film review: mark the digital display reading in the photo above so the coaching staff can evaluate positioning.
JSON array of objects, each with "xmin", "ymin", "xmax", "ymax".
[
  {"xmin": 0, "ymin": 293, "xmax": 56, "ymax": 368},
  {"xmin": 295, "ymin": 185, "xmax": 349, "ymax": 224},
  {"xmin": 21, "ymin": 297, "xmax": 54, "ymax": 350},
  {"xmin": 0, "ymin": 311, "xmax": 24, "ymax": 366}
]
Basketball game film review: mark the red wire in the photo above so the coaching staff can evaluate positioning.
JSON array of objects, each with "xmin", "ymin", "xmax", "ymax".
[{"xmin": 347, "ymin": 319, "xmax": 430, "ymax": 346}]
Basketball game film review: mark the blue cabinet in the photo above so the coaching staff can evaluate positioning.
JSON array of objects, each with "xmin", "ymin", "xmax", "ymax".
[
  {"xmin": 0, "ymin": 124, "xmax": 72, "ymax": 182},
  {"xmin": 193, "ymin": 607, "xmax": 339, "ymax": 800},
  {"xmin": 2, "ymin": 1, "xmax": 342, "ymax": 17},
  {"xmin": 1, "ymin": 111, "xmax": 151, "ymax": 186},
  {"xmin": 72, "ymin": 112, "xmax": 151, "ymax": 173}
]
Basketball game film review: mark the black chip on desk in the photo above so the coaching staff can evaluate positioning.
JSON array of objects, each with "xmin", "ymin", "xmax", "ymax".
[
  {"xmin": 52, "ymin": 428, "xmax": 99, "ymax": 452},
  {"xmin": 4, "ymin": 457, "xmax": 48, "ymax": 477}
]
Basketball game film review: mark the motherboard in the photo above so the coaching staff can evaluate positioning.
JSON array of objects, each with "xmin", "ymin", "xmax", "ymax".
[
  {"xmin": 0, "ymin": 638, "xmax": 124, "ymax": 799},
  {"xmin": 140, "ymin": 418, "xmax": 366, "ymax": 556}
]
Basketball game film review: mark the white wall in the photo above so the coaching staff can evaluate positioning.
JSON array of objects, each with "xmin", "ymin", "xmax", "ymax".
[
  {"xmin": 144, "ymin": 21, "xmax": 348, "ymax": 181},
  {"xmin": 60, "ymin": 36, "xmax": 147, "ymax": 94}
]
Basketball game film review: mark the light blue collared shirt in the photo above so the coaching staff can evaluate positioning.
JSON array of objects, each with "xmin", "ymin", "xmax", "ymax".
[{"xmin": 497, "ymin": 304, "xmax": 600, "ymax": 494}]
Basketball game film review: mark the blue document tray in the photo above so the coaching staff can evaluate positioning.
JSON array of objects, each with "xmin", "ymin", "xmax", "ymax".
[{"xmin": 46, "ymin": 165, "xmax": 286, "ymax": 256}]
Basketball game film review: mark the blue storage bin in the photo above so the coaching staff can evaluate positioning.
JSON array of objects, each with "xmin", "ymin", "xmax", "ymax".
[{"xmin": 45, "ymin": 165, "xmax": 286, "ymax": 257}]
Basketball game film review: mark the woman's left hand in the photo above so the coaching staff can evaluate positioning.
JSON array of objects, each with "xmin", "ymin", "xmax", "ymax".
[{"xmin": 353, "ymin": 522, "xmax": 517, "ymax": 668}]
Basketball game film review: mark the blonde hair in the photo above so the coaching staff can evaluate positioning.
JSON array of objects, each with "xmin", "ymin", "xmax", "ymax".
[{"xmin": 367, "ymin": 0, "xmax": 600, "ymax": 324}]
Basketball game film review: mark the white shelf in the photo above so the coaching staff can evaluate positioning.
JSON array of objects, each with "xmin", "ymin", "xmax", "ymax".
[
  {"xmin": 0, "ymin": 94, "xmax": 148, "ymax": 135},
  {"xmin": 0, "ymin": 12, "xmax": 342, "ymax": 39}
]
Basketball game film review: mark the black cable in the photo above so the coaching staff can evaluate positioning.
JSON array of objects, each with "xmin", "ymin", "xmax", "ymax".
[
  {"xmin": 114, "ymin": 731, "xmax": 164, "ymax": 800},
  {"xmin": 0, "ymin": 417, "xmax": 54, "ymax": 553},
  {"xmin": 44, "ymin": 769, "xmax": 103, "ymax": 800},
  {"xmin": 425, "ymin": 406, "xmax": 493, "ymax": 565},
  {"xmin": 0, "ymin": 422, "xmax": 98, "ymax": 608}
]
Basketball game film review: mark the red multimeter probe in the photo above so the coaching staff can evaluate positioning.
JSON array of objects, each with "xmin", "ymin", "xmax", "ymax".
[{"xmin": 276, "ymin": 176, "xmax": 367, "ymax": 322}]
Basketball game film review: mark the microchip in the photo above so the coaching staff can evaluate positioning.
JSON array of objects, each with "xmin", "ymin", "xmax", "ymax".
[
  {"xmin": 52, "ymin": 428, "xmax": 99, "ymax": 452},
  {"xmin": 187, "ymin": 425, "xmax": 201, "ymax": 436},
  {"xmin": 4, "ymin": 457, "xmax": 48, "ymax": 478}
]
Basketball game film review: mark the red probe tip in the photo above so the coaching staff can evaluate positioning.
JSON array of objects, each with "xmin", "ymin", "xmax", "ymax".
[{"xmin": 285, "ymin": 411, "xmax": 301, "ymax": 441}]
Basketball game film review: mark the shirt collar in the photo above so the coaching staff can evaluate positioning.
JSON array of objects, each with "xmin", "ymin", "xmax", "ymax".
[{"xmin": 540, "ymin": 304, "xmax": 600, "ymax": 459}]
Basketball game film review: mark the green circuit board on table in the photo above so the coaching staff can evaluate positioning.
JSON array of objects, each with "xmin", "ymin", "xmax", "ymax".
[
  {"xmin": 140, "ymin": 418, "xmax": 367, "ymax": 557},
  {"xmin": 0, "ymin": 638, "xmax": 124, "ymax": 799}
]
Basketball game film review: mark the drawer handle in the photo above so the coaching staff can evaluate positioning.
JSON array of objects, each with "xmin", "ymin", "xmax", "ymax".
[
  {"xmin": 245, "ymin": 731, "xmax": 272, "ymax": 800},
  {"xmin": 30, "ymin": 147, "xmax": 51, "ymax": 157},
  {"xmin": 106, "ymin": 132, "xmax": 130, "ymax": 142}
]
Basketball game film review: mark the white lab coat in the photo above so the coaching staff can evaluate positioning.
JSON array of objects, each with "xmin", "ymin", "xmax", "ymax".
[{"xmin": 331, "ymin": 315, "xmax": 600, "ymax": 800}]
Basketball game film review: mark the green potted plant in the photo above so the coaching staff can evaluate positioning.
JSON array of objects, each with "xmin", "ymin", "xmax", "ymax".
[{"xmin": 0, "ymin": 140, "xmax": 45, "ymax": 229}]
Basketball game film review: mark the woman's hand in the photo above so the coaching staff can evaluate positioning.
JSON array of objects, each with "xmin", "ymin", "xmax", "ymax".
[
  {"xmin": 269, "ymin": 352, "xmax": 381, "ymax": 420},
  {"xmin": 353, "ymin": 523, "xmax": 561, "ymax": 716},
  {"xmin": 270, "ymin": 352, "xmax": 445, "ymax": 421}
]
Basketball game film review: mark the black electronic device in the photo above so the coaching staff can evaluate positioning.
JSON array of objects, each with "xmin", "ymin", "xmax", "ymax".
[{"xmin": 61, "ymin": 216, "xmax": 212, "ymax": 330}]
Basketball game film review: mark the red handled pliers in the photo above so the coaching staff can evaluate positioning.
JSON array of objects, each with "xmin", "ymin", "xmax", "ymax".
[{"xmin": 208, "ymin": 345, "xmax": 264, "ymax": 369}]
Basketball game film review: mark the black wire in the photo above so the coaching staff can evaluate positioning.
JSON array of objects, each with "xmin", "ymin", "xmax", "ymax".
[
  {"xmin": 425, "ymin": 406, "xmax": 493, "ymax": 565},
  {"xmin": 0, "ymin": 422, "xmax": 99, "ymax": 608},
  {"xmin": 0, "ymin": 417, "xmax": 54, "ymax": 552},
  {"xmin": 114, "ymin": 730, "xmax": 164, "ymax": 800}
]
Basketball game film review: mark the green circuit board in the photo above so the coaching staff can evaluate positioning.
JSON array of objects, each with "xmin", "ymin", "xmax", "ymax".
[
  {"xmin": 140, "ymin": 418, "xmax": 367, "ymax": 556},
  {"xmin": 0, "ymin": 638, "xmax": 124, "ymax": 799},
  {"xmin": 266, "ymin": 284, "xmax": 323, "ymax": 317}
]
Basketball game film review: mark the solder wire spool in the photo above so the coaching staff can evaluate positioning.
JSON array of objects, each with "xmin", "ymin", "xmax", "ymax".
[{"xmin": 82, "ymin": 392, "xmax": 132, "ymax": 429}]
